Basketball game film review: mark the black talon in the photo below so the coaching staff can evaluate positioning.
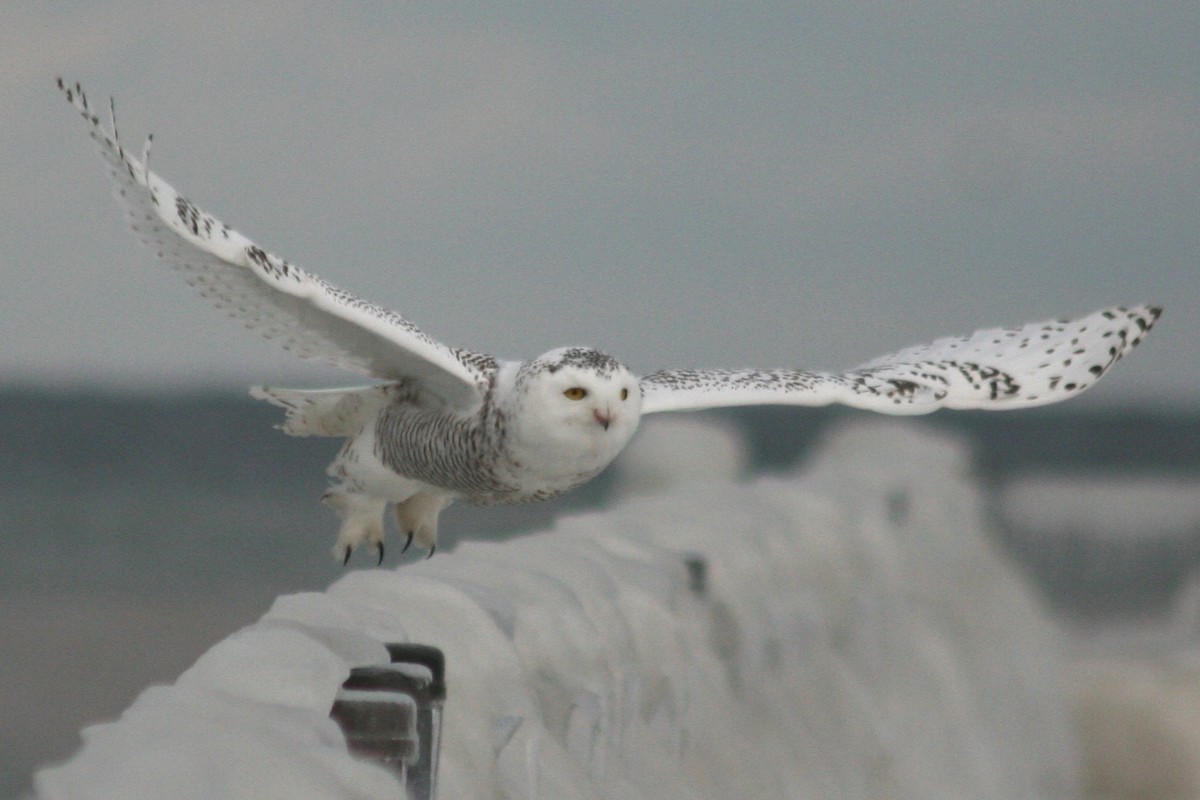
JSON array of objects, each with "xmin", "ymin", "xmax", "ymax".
[
  {"xmin": 375, "ymin": 542, "xmax": 385, "ymax": 566},
  {"xmin": 425, "ymin": 544, "xmax": 436, "ymax": 560},
  {"xmin": 401, "ymin": 531, "xmax": 414, "ymax": 553},
  {"xmin": 342, "ymin": 546, "xmax": 352, "ymax": 567}
]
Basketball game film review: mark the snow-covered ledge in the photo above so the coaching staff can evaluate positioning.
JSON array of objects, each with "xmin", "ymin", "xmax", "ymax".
[{"xmin": 34, "ymin": 420, "xmax": 1080, "ymax": 799}]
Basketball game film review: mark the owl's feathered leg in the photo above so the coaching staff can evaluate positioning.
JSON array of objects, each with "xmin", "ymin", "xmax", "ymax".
[
  {"xmin": 322, "ymin": 489, "xmax": 388, "ymax": 565},
  {"xmin": 395, "ymin": 492, "xmax": 454, "ymax": 558}
]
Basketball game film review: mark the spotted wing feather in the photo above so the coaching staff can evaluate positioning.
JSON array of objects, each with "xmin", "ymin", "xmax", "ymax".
[
  {"xmin": 59, "ymin": 79, "xmax": 493, "ymax": 410},
  {"xmin": 639, "ymin": 304, "xmax": 1160, "ymax": 415}
]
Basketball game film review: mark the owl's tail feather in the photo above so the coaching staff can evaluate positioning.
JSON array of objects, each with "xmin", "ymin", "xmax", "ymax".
[{"xmin": 250, "ymin": 384, "xmax": 392, "ymax": 437}]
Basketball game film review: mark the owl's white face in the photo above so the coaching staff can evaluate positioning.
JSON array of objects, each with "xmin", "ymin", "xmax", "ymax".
[{"xmin": 506, "ymin": 348, "xmax": 642, "ymax": 480}]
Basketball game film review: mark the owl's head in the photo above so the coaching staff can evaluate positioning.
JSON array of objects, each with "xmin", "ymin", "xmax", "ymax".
[{"xmin": 507, "ymin": 347, "xmax": 642, "ymax": 470}]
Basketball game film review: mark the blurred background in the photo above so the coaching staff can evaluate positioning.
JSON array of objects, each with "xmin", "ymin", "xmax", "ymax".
[{"xmin": 1, "ymin": 2, "xmax": 1196, "ymax": 796}]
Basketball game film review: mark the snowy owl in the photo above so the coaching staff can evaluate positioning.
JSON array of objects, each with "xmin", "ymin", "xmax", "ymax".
[{"xmin": 59, "ymin": 80, "xmax": 1161, "ymax": 563}]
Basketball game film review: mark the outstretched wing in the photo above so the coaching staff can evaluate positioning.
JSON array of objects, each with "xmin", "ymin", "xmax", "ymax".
[
  {"xmin": 639, "ymin": 304, "xmax": 1160, "ymax": 415},
  {"xmin": 59, "ymin": 79, "xmax": 494, "ymax": 410}
]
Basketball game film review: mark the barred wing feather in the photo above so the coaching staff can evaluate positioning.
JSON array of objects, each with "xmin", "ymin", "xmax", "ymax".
[
  {"xmin": 59, "ymin": 79, "xmax": 493, "ymax": 411},
  {"xmin": 639, "ymin": 305, "xmax": 1160, "ymax": 415}
]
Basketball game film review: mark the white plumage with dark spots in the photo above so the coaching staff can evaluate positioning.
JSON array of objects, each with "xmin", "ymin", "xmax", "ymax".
[{"xmin": 58, "ymin": 80, "xmax": 1162, "ymax": 563}]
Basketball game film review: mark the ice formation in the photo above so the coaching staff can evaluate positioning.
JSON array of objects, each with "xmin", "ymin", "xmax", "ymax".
[{"xmin": 34, "ymin": 420, "xmax": 1080, "ymax": 799}]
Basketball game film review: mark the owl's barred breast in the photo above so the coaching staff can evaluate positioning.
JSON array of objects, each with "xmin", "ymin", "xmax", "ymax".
[{"xmin": 371, "ymin": 399, "xmax": 601, "ymax": 506}]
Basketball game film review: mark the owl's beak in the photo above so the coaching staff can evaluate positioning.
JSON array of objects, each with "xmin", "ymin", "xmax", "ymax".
[{"xmin": 593, "ymin": 408, "xmax": 612, "ymax": 430}]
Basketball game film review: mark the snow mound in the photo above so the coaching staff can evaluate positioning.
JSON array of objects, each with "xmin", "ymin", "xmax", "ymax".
[
  {"xmin": 610, "ymin": 414, "xmax": 749, "ymax": 495},
  {"xmin": 35, "ymin": 419, "xmax": 1079, "ymax": 799},
  {"xmin": 1000, "ymin": 475, "xmax": 1200, "ymax": 540}
]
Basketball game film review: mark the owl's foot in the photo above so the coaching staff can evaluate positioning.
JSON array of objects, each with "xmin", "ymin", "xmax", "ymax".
[
  {"xmin": 323, "ymin": 490, "xmax": 387, "ymax": 566},
  {"xmin": 338, "ymin": 541, "xmax": 382, "ymax": 566},
  {"xmin": 395, "ymin": 492, "xmax": 453, "ymax": 558}
]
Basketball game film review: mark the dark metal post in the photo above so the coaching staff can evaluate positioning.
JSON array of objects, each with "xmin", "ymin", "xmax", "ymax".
[
  {"xmin": 330, "ymin": 643, "xmax": 446, "ymax": 800},
  {"xmin": 387, "ymin": 643, "xmax": 446, "ymax": 800}
]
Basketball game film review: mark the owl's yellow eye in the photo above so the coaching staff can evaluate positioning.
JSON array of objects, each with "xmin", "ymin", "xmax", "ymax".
[
  {"xmin": 563, "ymin": 387, "xmax": 587, "ymax": 401},
  {"xmin": 620, "ymin": 388, "xmax": 629, "ymax": 401}
]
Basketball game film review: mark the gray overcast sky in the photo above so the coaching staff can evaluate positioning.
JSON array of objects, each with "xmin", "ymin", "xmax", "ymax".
[{"xmin": 3, "ymin": 2, "xmax": 1196, "ymax": 407}]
